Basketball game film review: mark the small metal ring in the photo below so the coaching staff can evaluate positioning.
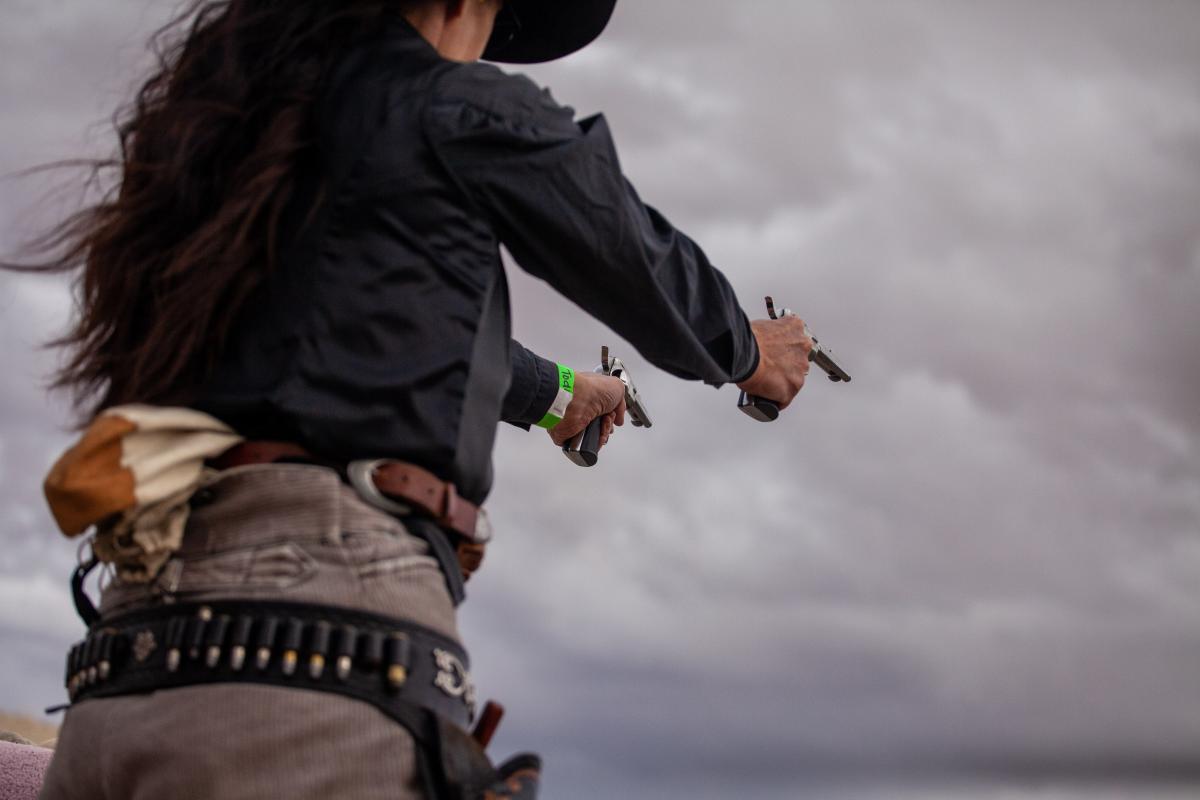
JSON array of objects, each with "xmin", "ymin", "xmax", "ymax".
[
  {"xmin": 473, "ymin": 509, "xmax": 493, "ymax": 544},
  {"xmin": 346, "ymin": 460, "xmax": 413, "ymax": 516}
]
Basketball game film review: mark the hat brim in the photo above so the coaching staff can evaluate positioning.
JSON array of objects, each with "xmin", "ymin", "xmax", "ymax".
[{"xmin": 483, "ymin": 0, "xmax": 617, "ymax": 64}]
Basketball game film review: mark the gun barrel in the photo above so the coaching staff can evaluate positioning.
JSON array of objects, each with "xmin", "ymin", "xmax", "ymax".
[
  {"xmin": 617, "ymin": 370, "xmax": 652, "ymax": 427},
  {"xmin": 810, "ymin": 344, "xmax": 851, "ymax": 382}
]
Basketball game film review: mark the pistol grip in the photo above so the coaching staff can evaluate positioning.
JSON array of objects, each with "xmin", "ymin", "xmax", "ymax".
[
  {"xmin": 563, "ymin": 417, "xmax": 604, "ymax": 466},
  {"xmin": 737, "ymin": 391, "xmax": 780, "ymax": 422}
]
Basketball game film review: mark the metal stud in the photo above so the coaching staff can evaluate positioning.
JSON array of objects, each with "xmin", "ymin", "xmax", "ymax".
[
  {"xmin": 84, "ymin": 635, "xmax": 100, "ymax": 686},
  {"xmin": 336, "ymin": 625, "xmax": 358, "ymax": 682},
  {"xmin": 98, "ymin": 633, "xmax": 115, "ymax": 681},
  {"xmin": 281, "ymin": 618, "xmax": 304, "ymax": 678},
  {"xmin": 166, "ymin": 616, "xmax": 187, "ymax": 673},
  {"xmin": 187, "ymin": 606, "xmax": 213, "ymax": 660},
  {"xmin": 256, "ymin": 617, "xmax": 280, "ymax": 671},
  {"xmin": 230, "ymin": 615, "xmax": 254, "ymax": 672},
  {"xmin": 386, "ymin": 634, "xmax": 410, "ymax": 691},
  {"xmin": 205, "ymin": 615, "xmax": 231, "ymax": 668},
  {"xmin": 308, "ymin": 621, "xmax": 331, "ymax": 680}
]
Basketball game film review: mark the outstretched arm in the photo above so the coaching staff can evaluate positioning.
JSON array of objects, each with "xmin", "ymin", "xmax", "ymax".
[{"xmin": 426, "ymin": 64, "xmax": 758, "ymax": 389}]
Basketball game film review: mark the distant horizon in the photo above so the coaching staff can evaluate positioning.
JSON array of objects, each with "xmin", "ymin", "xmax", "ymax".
[{"xmin": 0, "ymin": 710, "xmax": 58, "ymax": 746}]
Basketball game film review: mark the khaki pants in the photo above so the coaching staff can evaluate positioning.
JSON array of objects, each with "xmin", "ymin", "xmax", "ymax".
[{"xmin": 40, "ymin": 464, "xmax": 460, "ymax": 800}]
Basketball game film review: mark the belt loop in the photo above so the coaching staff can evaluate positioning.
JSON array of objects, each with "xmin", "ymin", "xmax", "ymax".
[{"xmin": 347, "ymin": 460, "xmax": 413, "ymax": 516}]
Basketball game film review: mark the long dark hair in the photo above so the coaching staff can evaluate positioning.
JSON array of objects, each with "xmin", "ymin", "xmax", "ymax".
[{"xmin": 6, "ymin": 0, "xmax": 409, "ymax": 418}]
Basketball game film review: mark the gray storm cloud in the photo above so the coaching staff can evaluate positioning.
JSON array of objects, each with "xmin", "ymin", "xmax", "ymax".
[{"xmin": 2, "ymin": 1, "xmax": 1198, "ymax": 798}]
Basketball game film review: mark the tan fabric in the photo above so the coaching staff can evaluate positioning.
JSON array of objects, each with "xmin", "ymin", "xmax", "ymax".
[
  {"xmin": 43, "ymin": 405, "xmax": 243, "ymax": 582},
  {"xmin": 43, "ymin": 413, "xmax": 136, "ymax": 536},
  {"xmin": 90, "ymin": 484, "xmax": 197, "ymax": 582},
  {"xmin": 40, "ymin": 464, "xmax": 459, "ymax": 800}
]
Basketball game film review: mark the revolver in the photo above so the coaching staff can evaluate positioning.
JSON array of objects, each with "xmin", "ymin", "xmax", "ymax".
[
  {"xmin": 737, "ymin": 296, "xmax": 851, "ymax": 422},
  {"xmin": 563, "ymin": 346, "xmax": 652, "ymax": 467}
]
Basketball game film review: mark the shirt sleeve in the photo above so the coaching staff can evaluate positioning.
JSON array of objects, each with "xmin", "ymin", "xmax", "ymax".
[
  {"xmin": 424, "ymin": 63, "xmax": 759, "ymax": 386},
  {"xmin": 502, "ymin": 340, "xmax": 559, "ymax": 429}
]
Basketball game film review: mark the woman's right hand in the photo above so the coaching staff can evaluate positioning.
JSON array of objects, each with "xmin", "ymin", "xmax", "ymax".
[
  {"xmin": 547, "ymin": 371, "xmax": 626, "ymax": 449},
  {"xmin": 736, "ymin": 315, "xmax": 812, "ymax": 411}
]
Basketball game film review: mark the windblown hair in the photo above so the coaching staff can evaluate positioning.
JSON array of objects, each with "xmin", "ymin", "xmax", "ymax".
[{"xmin": 8, "ymin": 0, "xmax": 417, "ymax": 418}]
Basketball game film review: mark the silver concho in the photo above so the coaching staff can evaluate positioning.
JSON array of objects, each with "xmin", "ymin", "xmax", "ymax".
[
  {"xmin": 132, "ymin": 630, "xmax": 157, "ymax": 663},
  {"xmin": 432, "ymin": 648, "xmax": 476, "ymax": 716}
]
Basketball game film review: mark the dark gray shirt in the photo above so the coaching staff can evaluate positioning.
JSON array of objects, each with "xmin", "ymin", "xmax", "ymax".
[{"xmin": 197, "ymin": 16, "xmax": 757, "ymax": 504}]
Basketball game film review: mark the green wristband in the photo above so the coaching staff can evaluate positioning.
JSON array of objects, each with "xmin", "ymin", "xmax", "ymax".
[{"xmin": 536, "ymin": 363, "xmax": 575, "ymax": 429}]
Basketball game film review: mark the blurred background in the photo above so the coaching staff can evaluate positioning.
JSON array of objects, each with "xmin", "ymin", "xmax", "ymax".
[{"xmin": 2, "ymin": 1, "xmax": 1198, "ymax": 797}]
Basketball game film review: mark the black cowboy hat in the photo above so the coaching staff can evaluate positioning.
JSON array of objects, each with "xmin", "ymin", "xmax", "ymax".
[{"xmin": 483, "ymin": 0, "xmax": 617, "ymax": 64}]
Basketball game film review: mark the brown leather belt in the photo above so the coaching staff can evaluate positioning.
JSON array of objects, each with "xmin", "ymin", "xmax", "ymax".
[{"xmin": 209, "ymin": 442, "xmax": 488, "ymax": 579}]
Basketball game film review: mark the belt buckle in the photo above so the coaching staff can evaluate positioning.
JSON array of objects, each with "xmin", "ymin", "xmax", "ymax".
[{"xmin": 347, "ymin": 459, "xmax": 413, "ymax": 516}]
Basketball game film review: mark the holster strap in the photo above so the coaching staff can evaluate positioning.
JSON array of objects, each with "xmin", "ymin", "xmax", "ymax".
[
  {"xmin": 210, "ymin": 442, "xmax": 488, "ymax": 544},
  {"xmin": 372, "ymin": 461, "xmax": 488, "ymax": 545}
]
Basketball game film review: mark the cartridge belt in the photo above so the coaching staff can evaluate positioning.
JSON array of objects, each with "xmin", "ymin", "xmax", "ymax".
[{"xmin": 65, "ymin": 600, "xmax": 476, "ymax": 731}]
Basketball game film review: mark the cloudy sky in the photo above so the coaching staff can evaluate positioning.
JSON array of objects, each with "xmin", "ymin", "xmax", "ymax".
[{"xmin": 2, "ymin": 1, "xmax": 1198, "ymax": 797}]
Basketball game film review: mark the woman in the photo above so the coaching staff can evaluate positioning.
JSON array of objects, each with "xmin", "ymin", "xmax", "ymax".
[{"xmin": 19, "ymin": 0, "xmax": 810, "ymax": 797}]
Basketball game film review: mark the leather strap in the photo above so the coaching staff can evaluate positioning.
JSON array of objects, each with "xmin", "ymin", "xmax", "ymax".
[
  {"xmin": 210, "ymin": 440, "xmax": 312, "ymax": 469},
  {"xmin": 70, "ymin": 556, "xmax": 101, "ymax": 626},
  {"xmin": 371, "ymin": 461, "xmax": 488, "ymax": 545},
  {"xmin": 210, "ymin": 442, "xmax": 487, "ymax": 543}
]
